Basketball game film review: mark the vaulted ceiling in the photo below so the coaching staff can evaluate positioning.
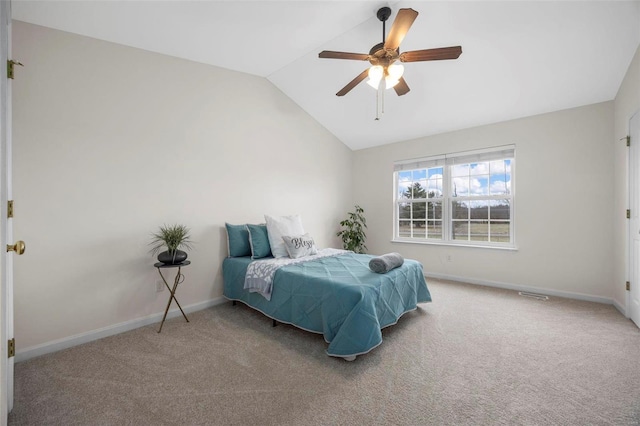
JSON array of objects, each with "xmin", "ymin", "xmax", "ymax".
[{"xmin": 12, "ymin": 1, "xmax": 640, "ymax": 150}]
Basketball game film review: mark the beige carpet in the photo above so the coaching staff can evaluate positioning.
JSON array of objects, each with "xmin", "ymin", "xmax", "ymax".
[{"xmin": 8, "ymin": 279, "xmax": 640, "ymax": 425}]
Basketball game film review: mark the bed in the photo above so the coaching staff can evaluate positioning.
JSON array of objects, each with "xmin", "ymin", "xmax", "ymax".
[{"xmin": 223, "ymin": 249, "xmax": 431, "ymax": 360}]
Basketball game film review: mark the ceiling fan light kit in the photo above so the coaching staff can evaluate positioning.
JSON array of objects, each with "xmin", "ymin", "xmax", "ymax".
[
  {"xmin": 319, "ymin": 6, "xmax": 463, "ymax": 119},
  {"xmin": 366, "ymin": 62, "xmax": 404, "ymax": 90}
]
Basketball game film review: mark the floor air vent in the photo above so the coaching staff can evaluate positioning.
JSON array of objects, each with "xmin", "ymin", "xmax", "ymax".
[{"xmin": 518, "ymin": 291, "xmax": 549, "ymax": 301}]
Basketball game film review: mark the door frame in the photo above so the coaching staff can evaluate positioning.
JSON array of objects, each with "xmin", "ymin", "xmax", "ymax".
[
  {"xmin": 628, "ymin": 110, "xmax": 640, "ymax": 325},
  {"xmin": 0, "ymin": 0, "xmax": 12, "ymax": 420}
]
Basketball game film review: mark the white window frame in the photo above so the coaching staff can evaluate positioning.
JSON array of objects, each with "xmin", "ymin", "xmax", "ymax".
[{"xmin": 393, "ymin": 145, "xmax": 516, "ymax": 249}]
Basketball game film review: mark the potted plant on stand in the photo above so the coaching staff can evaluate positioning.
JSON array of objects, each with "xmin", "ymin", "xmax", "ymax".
[
  {"xmin": 337, "ymin": 205, "xmax": 367, "ymax": 254},
  {"xmin": 149, "ymin": 224, "xmax": 193, "ymax": 265}
]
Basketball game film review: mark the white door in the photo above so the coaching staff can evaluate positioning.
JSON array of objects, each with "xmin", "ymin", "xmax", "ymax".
[
  {"xmin": 630, "ymin": 111, "xmax": 640, "ymax": 328},
  {"xmin": 0, "ymin": 0, "xmax": 16, "ymax": 419}
]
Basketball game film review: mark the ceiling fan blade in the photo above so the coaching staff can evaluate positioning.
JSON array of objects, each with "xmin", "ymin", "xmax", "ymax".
[
  {"xmin": 400, "ymin": 46, "xmax": 463, "ymax": 62},
  {"xmin": 319, "ymin": 51, "xmax": 369, "ymax": 61},
  {"xmin": 394, "ymin": 77, "xmax": 410, "ymax": 96},
  {"xmin": 336, "ymin": 69, "xmax": 369, "ymax": 96},
  {"xmin": 384, "ymin": 8, "xmax": 419, "ymax": 51}
]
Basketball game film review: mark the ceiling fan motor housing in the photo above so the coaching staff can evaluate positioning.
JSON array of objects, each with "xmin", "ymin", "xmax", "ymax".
[
  {"xmin": 369, "ymin": 42, "xmax": 399, "ymax": 67},
  {"xmin": 377, "ymin": 7, "xmax": 391, "ymax": 22}
]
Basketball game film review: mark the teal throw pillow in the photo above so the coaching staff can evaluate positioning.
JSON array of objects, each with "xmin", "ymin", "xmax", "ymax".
[
  {"xmin": 225, "ymin": 223, "xmax": 251, "ymax": 257},
  {"xmin": 247, "ymin": 224, "xmax": 272, "ymax": 259}
]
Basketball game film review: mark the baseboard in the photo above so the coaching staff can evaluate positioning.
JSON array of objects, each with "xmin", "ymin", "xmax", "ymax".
[
  {"xmin": 424, "ymin": 272, "xmax": 614, "ymax": 305},
  {"xmin": 612, "ymin": 298, "xmax": 627, "ymax": 317},
  {"xmin": 16, "ymin": 296, "xmax": 227, "ymax": 362}
]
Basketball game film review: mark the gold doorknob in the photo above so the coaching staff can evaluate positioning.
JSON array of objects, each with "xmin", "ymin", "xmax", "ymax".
[{"xmin": 7, "ymin": 240, "xmax": 25, "ymax": 255}]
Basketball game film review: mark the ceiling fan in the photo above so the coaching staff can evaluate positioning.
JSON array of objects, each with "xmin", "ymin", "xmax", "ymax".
[{"xmin": 319, "ymin": 7, "xmax": 462, "ymax": 97}]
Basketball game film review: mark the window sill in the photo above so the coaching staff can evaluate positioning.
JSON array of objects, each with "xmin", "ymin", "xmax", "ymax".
[{"xmin": 391, "ymin": 238, "xmax": 518, "ymax": 251}]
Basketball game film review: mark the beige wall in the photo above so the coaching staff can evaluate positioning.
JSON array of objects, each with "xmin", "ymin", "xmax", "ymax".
[
  {"xmin": 353, "ymin": 102, "xmax": 614, "ymax": 301},
  {"xmin": 12, "ymin": 22, "xmax": 353, "ymax": 351},
  {"xmin": 613, "ymin": 45, "xmax": 640, "ymax": 311}
]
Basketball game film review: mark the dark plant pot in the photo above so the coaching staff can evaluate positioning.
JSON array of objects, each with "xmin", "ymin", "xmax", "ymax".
[{"xmin": 157, "ymin": 250, "xmax": 188, "ymax": 265}]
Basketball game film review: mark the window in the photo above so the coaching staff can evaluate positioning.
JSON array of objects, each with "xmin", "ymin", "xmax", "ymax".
[{"xmin": 394, "ymin": 146, "xmax": 515, "ymax": 248}]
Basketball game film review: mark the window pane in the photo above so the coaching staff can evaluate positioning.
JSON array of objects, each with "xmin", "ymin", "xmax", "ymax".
[
  {"xmin": 470, "ymin": 162, "xmax": 489, "ymax": 176},
  {"xmin": 489, "ymin": 176, "xmax": 510, "ymax": 195},
  {"xmin": 412, "ymin": 221, "xmax": 426, "ymax": 238},
  {"xmin": 427, "ymin": 201, "xmax": 442, "ymax": 219},
  {"xmin": 399, "ymin": 184, "xmax": 410, "ymax": 199},
  {"xmin": 469, "ymin": 200, "xmax": 488, "ymax": 219},
  {"xmin": 428, "ymin": 167, "xmax": 443, "ymax": 178},
  {"xmin": 452, "ymin": 201, "xmax": 468, "ymax": 219},
  {"xmin": 490, "ymin": 221, "xmax": 510, "ymax": 242},
  {"xmin": 412, "ymin": 202, "xmax": 426, "ymax": 220},
  {"xmin": 427, "ymin": 221, "xmax": 443, "ymax": 239},
  {"xmin": 398, "ymin": 171, "xmax": 412, "ymax": 199},
  {"xmin": 427, "ymin": 178, "xmax": 442, "ymax": 197},
  {"xmin": 398, "ymin": 171, "xmax": 412, "ymax": 181},
  {"xmin": 452, "ymin": 177, "xmax": 468, "ymax": 197},
  {"xmin": 452, "ymin": 221, "xmax": 468, "ymax": 240},
  {"xmin": 398, "ymin": 183, "xmax": 410, "ymax": 199},
  {"xmin": 399, "ymin": 203, "xmax": 411, "ymax": 219},
  {"xmin": 490, "ymin": 160, "xmax": 511, "ymax": 195},
  {"xmin": 412, "ymin": 169, "xmax": 426, "ymax": 181},
  {"xmin": 490, "ymin": 159, "xmax": 510, "ymax": 175},
  {"xmin": 428, "ymin": 167, "xmax": 444, "ymax": 197},
  {"xmin": 452, "ymin": 164, "xmax": 469, "ymax": 177},
  {"xmin": 417, "ymin": 180, "xmax": 428, "ymax": 198},
  {"xmin": 469, "ymin": 221, "xmax": 489, "ymax": 242},
  {"xmin": 401, "ymin": 185, "xmax": 412, "ymax": 199},
  {"xmin": 490, "ymin": 199, "xmax": 510, "ymax": 220},
  {"xmin": 472, "ymin": 176, "xmax": 489, "ymax": 196},
  {"xmin": 409, "ymin": 183, "xmax": 426, "ymax": 199},
  {"xmin": 398, "ymin": 220, "xmax": 411, "ymax": 237}
]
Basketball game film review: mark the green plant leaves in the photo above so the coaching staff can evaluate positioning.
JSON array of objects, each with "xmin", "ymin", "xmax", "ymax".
[
  {"xmin": 149, "ymin": 224, "xmax": 193, "ymax": 256},
  {"xmin": 337, "ymin": 205, "xmax": 367, "ymax": 254}
]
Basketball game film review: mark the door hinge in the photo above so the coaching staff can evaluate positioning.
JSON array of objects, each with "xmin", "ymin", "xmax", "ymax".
[
  {"xmin": 7, "ymin": 60, "xmax": 23, "ymax": 79},
  {"xmin": 7, "ymin": 200, "xmax": 13, "ymax": 218},
  {"xmin": 626, "ymin": 281, "xmax": 631, "ymax": 291},
  {"xmin": 627, "ymin": 209, "xmax": 631, "ymax": 219},
  {"xmin": 7, "ymin": 338, "xmax": 15, "ymax": 358}
]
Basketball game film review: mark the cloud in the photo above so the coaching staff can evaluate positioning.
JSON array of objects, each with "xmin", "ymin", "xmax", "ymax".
[
  {"xmin": 398, "ymin": 161, "xmax": 511, "ymax": 199},
  {"xmin": 490, "ymin": 179, "xmax": 511, "ymax": 195},
  {"xmin": 453, "ymin": 160, "xmax": 512, "ymax": 177}
]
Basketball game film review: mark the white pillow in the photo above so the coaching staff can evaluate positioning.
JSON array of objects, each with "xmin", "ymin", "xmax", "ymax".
[
  {"xmin": 282, "ymin": 233, "xmax": 318, "ymax": 259},
  {"xmin": 265, "ymin": 214, "xmax": 305, "ymax": 258}
]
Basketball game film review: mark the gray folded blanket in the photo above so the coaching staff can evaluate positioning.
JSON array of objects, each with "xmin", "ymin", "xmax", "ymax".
[{"xmin": 369, "ymin": 252, "xmax": 404, "ymax": 274}]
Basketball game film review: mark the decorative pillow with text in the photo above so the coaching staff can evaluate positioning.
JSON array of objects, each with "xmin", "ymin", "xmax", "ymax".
[{"xmin": 281, "ymin": 233, "xmax": 318, "ymax": 259}]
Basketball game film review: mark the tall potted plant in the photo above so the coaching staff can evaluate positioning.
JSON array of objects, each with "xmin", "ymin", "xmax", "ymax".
[
  {"xmin": 337, "ymin": 205, "xmax": 367, "ymax": 254},
  {"xmin": 149, "ymin": 224, "xmax": 193, "ymax": 264}
]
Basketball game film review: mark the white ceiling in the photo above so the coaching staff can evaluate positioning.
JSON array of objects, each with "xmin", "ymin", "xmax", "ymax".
[{"xmin": 12, "ymin": 1, "xmax": 640, "ymax": 150}]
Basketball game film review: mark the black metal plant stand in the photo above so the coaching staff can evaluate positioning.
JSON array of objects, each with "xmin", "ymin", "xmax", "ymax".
[{"xmin": 154, "ymin": 260, "xmax": 191, "ymax": 333}]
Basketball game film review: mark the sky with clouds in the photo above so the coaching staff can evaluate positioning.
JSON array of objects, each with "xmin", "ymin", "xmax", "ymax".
[{"xmin": 398, "ymin": 160, "xmax": 512, "ymax": 200}]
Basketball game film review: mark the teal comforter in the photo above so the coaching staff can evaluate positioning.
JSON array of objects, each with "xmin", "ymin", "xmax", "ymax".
[{"xmin": 223, "ymin": 252, "xmax": 431, "ymax": 359}]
